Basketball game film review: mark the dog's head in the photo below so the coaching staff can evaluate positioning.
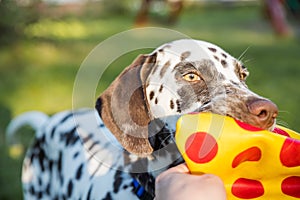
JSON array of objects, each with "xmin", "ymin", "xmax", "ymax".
[{"xmin": 96, "ymin": 39, "xmax": 278, "ymax": 156}]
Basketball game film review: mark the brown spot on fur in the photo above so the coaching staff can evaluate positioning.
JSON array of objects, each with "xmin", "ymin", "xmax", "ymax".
[
  {"xmin": 221, "ymin": 60, "xmax": 227, "ymax": 68},
  {"xmin": 142, "ymin": 52, "xmax": 157, "ymax": 77},
  {"xmin": 151, "ymin": 63, "xmax": 159, "ymax": 75},
  {"xmin": 159, "ymin": 85, "xmax": 163, "ymax": 92},
  {"xmin": 208, "ymin": 47, "xmax": 217, "ymax": 52},
  {"xmin": 149, "ymin": 91, "xmax": 155, "ymax": 100},
  {"xmin": 170, "ymin": 100, "xmax": 174, "ymax": 109},
  {"xmin": 221, "ymin": 53, "xmax": 227, "ymax": 58},
  {"xmin": 176, "ymin": 100, "xmax": 181, "ymax": 113},
  {"xmin": 180, "ymin": 51, "xmax": 191, "ymax": 61},
  {"xmin": 157, "ymin": 45, "xmax": 171, "ymax": 55},
  {"xmin": 155, "ymin": 98, "xmax": 158, "ymax": 104},
  {"xmin": 160, "ymin": 61, "xmax": 171, "ymax": 78},
  {"xmin": 214, "ymin": 56, "xmax": 219, "ymax": 61},
  {"xmin": 230, "ymin": 80, "xmax": 239, "ymax": 86}
]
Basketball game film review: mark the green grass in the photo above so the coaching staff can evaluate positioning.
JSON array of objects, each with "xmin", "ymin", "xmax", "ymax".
[{"xmin": 0, "ymin": 3, "xmax": 300, "ymax": 199}]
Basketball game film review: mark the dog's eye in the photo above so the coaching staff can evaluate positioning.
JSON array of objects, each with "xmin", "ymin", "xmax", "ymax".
[{"xmin": 183, "ymin": 73, "xmax": 201, "ymax": 82}]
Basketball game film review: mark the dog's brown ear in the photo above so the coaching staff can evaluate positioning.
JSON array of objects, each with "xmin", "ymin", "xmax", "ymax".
[{"xmin": 96, "ymin": 53, "xmax": 157, "ymax": 156}]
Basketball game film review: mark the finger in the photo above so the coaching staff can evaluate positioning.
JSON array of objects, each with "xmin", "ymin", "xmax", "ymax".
[
  {"xmin": 156, "ymin": 163, "xmax": 189, "ymax": 184},
  {"xmin": 195, "ymin": 174, "xmax": 227, "ymax": 199},
  {"xmin": 160, "ymin": 163, "xmax": 189, "ymax": 177},
  {"xmin": 169, "ymin": 163, "xmax": 190, "ymax": 174}
]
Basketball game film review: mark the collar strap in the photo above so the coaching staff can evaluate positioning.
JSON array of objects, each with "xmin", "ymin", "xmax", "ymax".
[{"xmin": 132, "ymin": 178, "xmax": 154, "ymax": 200}]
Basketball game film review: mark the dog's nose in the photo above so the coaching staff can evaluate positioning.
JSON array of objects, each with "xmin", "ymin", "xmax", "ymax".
[{"xmin": 247, "ymin": 99, "xmax": 278, "ymax": 129}]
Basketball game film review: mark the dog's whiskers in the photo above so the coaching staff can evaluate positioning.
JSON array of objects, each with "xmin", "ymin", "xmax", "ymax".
[
  {"xmin": 278, "ymin": 110, "xmax": 290, "ymax": 114},
  {"xmin": 276, "ymin": 119, "xmax": 290, "ymax": 128},
  {"xmin": 275, "ymin": 110, "xmax": 290, "ymax": 128},
  {"xmin": 238, "ymin": 46, "xmax": 251, "ymax": 62},
  {"xmin": 242, "ymin": 58, "xmax": 254, "ymax": 64}
]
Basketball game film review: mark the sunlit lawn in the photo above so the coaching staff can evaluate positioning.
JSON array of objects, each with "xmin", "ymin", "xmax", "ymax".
[{"xmin": 0, "ymin": 3, "xmax": 300, "ymax": 199}]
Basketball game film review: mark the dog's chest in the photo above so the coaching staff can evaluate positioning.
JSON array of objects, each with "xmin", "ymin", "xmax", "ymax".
[{"xmin": 23, "ymin": 109, "xmax": 143, "ymax": 199}]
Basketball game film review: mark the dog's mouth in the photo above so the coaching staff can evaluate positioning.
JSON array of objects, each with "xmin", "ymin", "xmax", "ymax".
[
  {"xmin": 198, "ymin": 98, "xmax": 278, "ymax": 132},
  {"xmin": 225, "ymin": 113, "xmax": 277, "ymax": 132},
  {"xmin": 197, "ymin": 108, "xmax": 277, "ymax": 132},
  {"xmin": 150, "ymin": 112, "xmax": 279, "ymax": 155}
]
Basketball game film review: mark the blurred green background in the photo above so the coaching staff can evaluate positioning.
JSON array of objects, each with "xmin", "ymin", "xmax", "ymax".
[{"xmin": 0, "ymin": 0, "xmax": 299, "ymax": 199}]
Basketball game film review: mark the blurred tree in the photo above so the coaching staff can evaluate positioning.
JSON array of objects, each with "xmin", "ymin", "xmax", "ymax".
[
  {"xmin": 101, "ymin": 0, "xmax": 131, "ymax": 15},
  {"xmin": 263, "ymin": 0, "xmax": 293, "ymax": 36},
  {"xmin": 286, "ymin": 0, "xmax": 300, "ymax": 19},
  {"xmin": 0, "ymin": 0, "xmax": 40, "ymax": 44},
  {"xmin": 135, "ymin": 0, "xmax": 183, "ymax": 26}
]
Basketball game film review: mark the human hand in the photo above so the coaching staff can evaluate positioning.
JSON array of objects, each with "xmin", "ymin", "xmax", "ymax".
[{"xmin": 155, "ymin": 163, "xmax": 227, "ymax": 200}]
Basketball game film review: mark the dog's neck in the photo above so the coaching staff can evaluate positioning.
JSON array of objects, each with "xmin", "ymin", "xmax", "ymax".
[
  {"xmin": 96, "ymin": 112, "xmax": 183, "ymax": 195},
  {"xmin": 126, "ymin": 116, "xmax": 183, "ymax": 195}
]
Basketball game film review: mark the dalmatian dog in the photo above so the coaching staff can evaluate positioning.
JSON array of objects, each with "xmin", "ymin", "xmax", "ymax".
[{"xmin": 7, "ymin": 39, "xmax": 278, "ymax": 199}]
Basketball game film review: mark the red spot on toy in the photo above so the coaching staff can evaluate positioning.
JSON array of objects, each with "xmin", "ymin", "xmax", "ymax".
[
  {"xmin": 188, "ymin": 112, "xmax": 200, "ymax": 115},
  {"xmin": 281, "ymin": 176, "xmax": 300, "ymax": 198},
  {"xmin": 232, "ymin": 147, "xmax": 262, "ymax": 168},
  {"xmin": 234, "ymin": 119, "xmax": 262, "ymax": 132},
  {"xmin": 232, "ymin": 178, "xmax": 264, "ymax": 199},
  {"xmin": 273, "ymin": 127, "xmax": 290, "ymax": 137},
  {"xmin": 185, "ymin": 132, "xmax": 218, "ymax": 164},
  {"xmin": 176, "ymin": 113, "xmax": 300, "ymax": 199},
  {"xmin": 280, "ymin": 137, "xmax": 300, "ymax": 167}
]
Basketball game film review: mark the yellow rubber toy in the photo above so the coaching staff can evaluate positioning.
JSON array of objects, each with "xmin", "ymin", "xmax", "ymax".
[{"xmin": 175, "ymin": 112, "xmax": 300, "ymax": 199}]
